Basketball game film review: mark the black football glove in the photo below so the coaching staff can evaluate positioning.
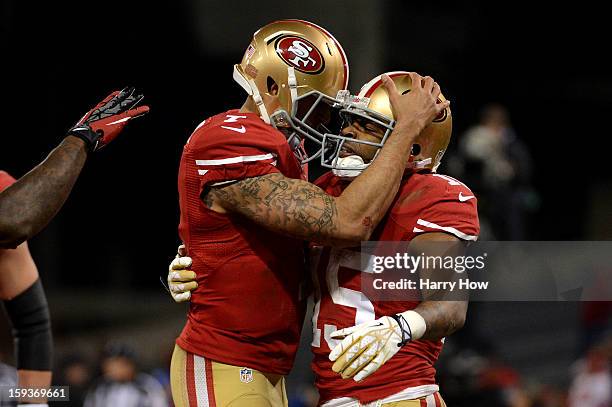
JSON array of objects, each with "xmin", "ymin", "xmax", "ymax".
[{"xmin": 67, "ymin": 87, "xmax": 149, "ymax": 152}]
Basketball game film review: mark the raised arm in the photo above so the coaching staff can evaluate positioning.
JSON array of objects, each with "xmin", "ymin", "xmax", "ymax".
[
  {"xmin": 0, "ymin": 138, "xmax": 87, "ymax": 248},
  {"xmin": 0, "ymin": 88, "xmax": 148, "ymax": 248},
  {"xmin": 205, "ymin": 73, "xmax": 449, "ymax": 247}
]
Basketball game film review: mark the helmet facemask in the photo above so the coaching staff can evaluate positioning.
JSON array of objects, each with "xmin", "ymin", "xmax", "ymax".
[
  {"xmin": 321, "ymin": 92, "xmax": 395, "ymax": 178},
  {"xmin": 269, "ymin": 83, "xmax": 346, "ymax": 164}
]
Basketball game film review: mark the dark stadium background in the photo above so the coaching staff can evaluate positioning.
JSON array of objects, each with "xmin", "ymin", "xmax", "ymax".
[{"xmin": 1, "ymin": 1, "xmax": 610, "ymax": 406}]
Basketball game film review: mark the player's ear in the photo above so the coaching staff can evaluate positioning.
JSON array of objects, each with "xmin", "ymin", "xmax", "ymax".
[{"xmin": 267, "ymin": 76, "xmax": 279, "ymax": 96}]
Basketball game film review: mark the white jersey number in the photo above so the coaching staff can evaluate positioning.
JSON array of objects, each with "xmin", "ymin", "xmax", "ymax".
[{"xmin": 311, "ymin": 248, "xmax": 375, "ymax": 349}]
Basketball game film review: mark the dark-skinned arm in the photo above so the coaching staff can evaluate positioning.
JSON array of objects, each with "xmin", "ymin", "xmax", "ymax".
[
  {"xmin": 409, "ymin": 232, "xmax": 468, "ymax": 341},
  {"xmin": 205, "ymin": 73, "xmax": 450, "ymax": 247},
  {"xmin": 0, "ymin": 137, "xmax": 87, "ymax": 248},
  {"xmin": 0, "ymin": 87, "xmax": 148, "ymax": 248}
]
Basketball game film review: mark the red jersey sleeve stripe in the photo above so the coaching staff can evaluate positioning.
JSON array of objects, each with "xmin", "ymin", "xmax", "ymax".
[{"xmin": 415, "ymin": 219, "xmax": 478, "ymax": 241}]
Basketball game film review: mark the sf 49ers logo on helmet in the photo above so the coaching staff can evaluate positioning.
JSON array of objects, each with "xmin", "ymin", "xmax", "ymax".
[{"xmin": 275, "ymin": 35, "xmax": 325, "ymax": 74}]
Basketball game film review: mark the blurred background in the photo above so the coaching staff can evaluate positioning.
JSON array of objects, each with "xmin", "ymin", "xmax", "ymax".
[{"xmin": 1, "ymin": 1, "xmax": 611, "ymax": 406}]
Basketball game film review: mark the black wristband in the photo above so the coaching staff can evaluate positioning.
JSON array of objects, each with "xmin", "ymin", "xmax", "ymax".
[
  {"xmin": 66, "ymin": 124, "xmax": 100, "ymax": 152},
  {"xmin": 390, "ymin": 313, "xmax": 412, "ymax": 347}
]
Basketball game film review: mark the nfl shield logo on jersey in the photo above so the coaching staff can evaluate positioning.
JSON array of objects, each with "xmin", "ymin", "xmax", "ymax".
[{"xmin": 240, "ymin": 367, "xmax": 254, "ymax": 383}]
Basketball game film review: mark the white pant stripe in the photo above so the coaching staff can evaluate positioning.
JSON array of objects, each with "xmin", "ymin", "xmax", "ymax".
[
  {"xmin": 426, "ymin": 394, "xmax": 436, "ymax": 407},
  {"xmin": 193, "ymin": 355, "xmax": 210, "ymax": 407}
]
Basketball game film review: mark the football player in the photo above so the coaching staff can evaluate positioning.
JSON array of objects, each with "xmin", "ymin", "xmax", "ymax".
[
  {"xmin": 0, "ymin": 87, "xmax": 148, "ymax": 249},
  {"xmin": 0, "ymin": 88, "xmax": 147, "ymax": 406},
  {"xmin": 310, "ymin": 72, "xmax": 479, "ymax": 406},
  {"xmin": 0, "ymin": 171, "xmax": 52, "ymax": 406},
  {"xmin": 170, "ymin": 72, "xmax": 478, "ymax": 406},
  {"xmin": 170, "ymin": 18, "xmax": 448, "ymax": 407}
]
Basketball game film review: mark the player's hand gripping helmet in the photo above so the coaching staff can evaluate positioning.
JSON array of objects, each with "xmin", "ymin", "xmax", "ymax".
[
  {"xmin": 233, "ymin": 19, "xmax": 349, "ymax": 163},
  {"xmin": 322, "ymin": 71, "xmax": 452, "ymax": 177}
]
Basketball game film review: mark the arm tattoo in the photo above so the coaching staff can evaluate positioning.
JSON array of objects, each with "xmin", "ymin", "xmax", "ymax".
[{"xmin": 206, "ymin": 173, "xmax": 338, "ymax": 241}]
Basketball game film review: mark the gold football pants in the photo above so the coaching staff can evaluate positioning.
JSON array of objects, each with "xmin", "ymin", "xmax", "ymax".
[{"xmin": 170, "ymin": 344, "xmax": 288, "ymax": 407}]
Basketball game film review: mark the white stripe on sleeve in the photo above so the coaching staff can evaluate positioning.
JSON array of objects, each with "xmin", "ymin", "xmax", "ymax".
[
  {"xmin": 416, "ymin": 219, "xmax": 478, "ymax": 241},
  {"xmin": 196, "ymin": 153, "xmax": 274, "ymax": 166}
]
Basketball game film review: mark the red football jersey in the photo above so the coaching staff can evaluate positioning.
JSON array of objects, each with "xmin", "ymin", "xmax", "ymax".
[
  {"xmin": 176, "ymin": 110, "xmax": 308, "ymax": 375},
  {"xmin": 311, "ymin": 170, "xmax": 480, "ymax": 403},
  {"xmin": 0, "ymin": 171, "xmax": 16, "ymax": 192}
]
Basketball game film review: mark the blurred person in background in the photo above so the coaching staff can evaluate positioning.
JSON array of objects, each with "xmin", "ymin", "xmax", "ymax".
[
  {"xmin": 84, "ymin": 342, "xmax": 168, "ymax": 407},
  {"xmin": 448, "ymin": 103, "xmax": 536, "ymax": 240},
  {"xmin": 0, "ymin": 352, "xmax": 17, "ymax": 406},
  {"xmin": 0, "ymin": 88, "xmax": 148, "ymax": 249},
  {"xmin": 568, "ymin": 342, "xmax": 611, "ymax": 407},
  {"xmin": 54, "ymin": 353, "xmax": 93, "ymax": 407}
]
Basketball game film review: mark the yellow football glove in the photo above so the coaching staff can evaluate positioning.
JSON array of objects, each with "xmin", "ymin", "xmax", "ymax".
[
  {"xmin": 329, "ymin": 311, "xmax": 426, "ymax": 382},
  {"xmin": 167, "ymin": 244, "xmax": 197, "ymax": 303}
]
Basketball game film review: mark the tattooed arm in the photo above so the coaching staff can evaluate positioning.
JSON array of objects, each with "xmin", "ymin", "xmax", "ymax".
[
  {"xmin": 0, "ymin": 137, "xmax": 88, "ymax": 248},
  {"xmin": 205, "ymin": 73, "xmax": 449, "ymax": 247},
  {"xmin": 410, "ymin": 232, "xmax": 468, "ymax": 341},
  {"xmin": 205, "ymin": 115, "xmax": 426, "ymax": 248},
  {"xmin": 206, "ymin": 173, "xmax": 360, "ymax": 246}
]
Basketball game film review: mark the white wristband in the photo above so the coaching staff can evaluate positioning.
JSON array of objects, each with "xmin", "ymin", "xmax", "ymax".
[
  {"xmin": 399, "ymin": 310, "xmax": 427, "ymax": 340},
  {"xmin": 18, "ymin": 404, "xmax": 48, "ymax": 407}
]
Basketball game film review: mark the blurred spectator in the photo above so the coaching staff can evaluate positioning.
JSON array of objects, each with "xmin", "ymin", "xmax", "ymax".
[
  {"xmin": 448, "ymin": 104, "xmax": 538, "ymax": 240},
  {"xmin": 54, "ymin": 353, "xmax": 93, "ymax": 407},
  {"xmin": 530, "ymin": 384, "xmax": 567, "ymax": 407},
  {"xmin": 580, "ymin": 301, "xmax": 612, "ymax": 354},
  {"xmin": 0, "ymin": 359, "xmax": 17, "ymax": 406},
  {"xmin": 568, "ymin": 346, "xmax": 611, "ymax": 407},
  {"xmin": 150, "ymin": 346, "xmax": 175, "ymax": 407},
  {"xmin": 84, "ymin": 342, "xmax": 168, "ymax": 407},
  {"xmin": 288, "ymin": 384, "xmax": 319, "ymax": 407}
]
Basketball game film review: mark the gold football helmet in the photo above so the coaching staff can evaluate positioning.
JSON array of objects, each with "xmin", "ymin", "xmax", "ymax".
[
  {"xmin": 322, "ymin": 71, "xmax": 452, "ymax": 175},
  {"xmin": 234, "ymin": 19, "xmax": 349, "ymax": 163}
]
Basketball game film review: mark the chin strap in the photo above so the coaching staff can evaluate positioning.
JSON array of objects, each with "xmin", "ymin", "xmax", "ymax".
[
  {"xmin": 413, "ymin": 157, "xmax": 433, "ymax": 169},
  {"xmin": 233, "ymin": 65, "xmax": 271, "ymax": 124},
  {"xmin": 250, "ymin": 78, "xmax": 270, "ymax": 124},
  {"xmin": 287, "ymin": 67, "xmax": 298, "ymax": 108}
]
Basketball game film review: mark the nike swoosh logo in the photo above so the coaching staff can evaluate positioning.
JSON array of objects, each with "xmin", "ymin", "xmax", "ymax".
[
  {"xmin": 221, "ymin": 125, "xmax": 246, "ymax": 134},
  {"xmin": 106, "ymin": 117, "xmax": 131, "ymax": 125},
  {"xmin": 459, "ymin": 192, "xmax": 475, "ymax": 202}
]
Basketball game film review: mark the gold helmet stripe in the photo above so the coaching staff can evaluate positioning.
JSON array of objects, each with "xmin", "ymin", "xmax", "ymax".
[{"xmin": 359, "ymin": 71, "xmax": 411, "ymax": 99}]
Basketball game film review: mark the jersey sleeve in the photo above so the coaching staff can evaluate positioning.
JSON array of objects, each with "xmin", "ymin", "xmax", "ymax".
[
  {"xmin": 313, "ymin": 172, "xmax": 344, "ymax": 197},
  {"xmin": 412, "ymin": 174, "xmax": 480, "ymax": 241},
  {"xmin": 188, "ymin": 114, "xmax": 285, "ymax": 193},
  {"xmin": 0, "ymin": 171, "xmax": 16, "ymax": 193}
]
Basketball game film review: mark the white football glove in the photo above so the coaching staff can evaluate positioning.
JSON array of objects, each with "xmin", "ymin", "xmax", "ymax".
[
  {"xmin": 329, "ymin": 311, "xmax": 426, "ymax": 382},
  {"xmin": 167, "ymin": 244, "xmax": 197, "ymax": 303}
]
